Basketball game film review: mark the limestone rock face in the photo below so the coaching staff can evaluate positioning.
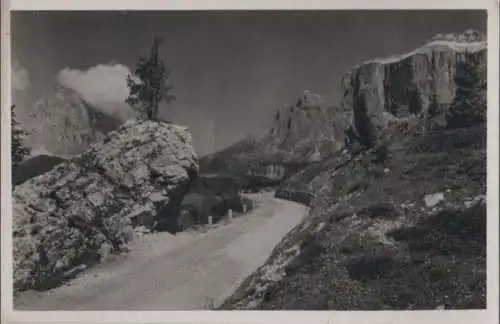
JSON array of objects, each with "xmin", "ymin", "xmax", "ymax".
[
  {"xmin": 222, "ymin": 30, "xmax": 487, "ymax": 310},
  {"xmin": 341, "ymin": 31, "xmax": 487, "ymax": 146},
  {"xmin": 264, "ymin": 90, "xmax": 343, "ymax": 163},
  {"xmin": 200, "ymin": 90, "xmax": 344, "ymax": 179},
  {"xmin": 12, "ymin": 119, "xmax": 198, "ymax": 291},
  {"xmin": 20, "ymin": 86, "xmax": 122, "ymax": 157}
]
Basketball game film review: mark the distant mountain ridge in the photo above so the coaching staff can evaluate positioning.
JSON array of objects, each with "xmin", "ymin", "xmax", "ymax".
[
  {"xmin": 200, "ymin": 90, "xmax": 344, "ymax": 179},
  {"xmin": 23, "ymin": 85, "xmax": 123, "ymax": 157}
]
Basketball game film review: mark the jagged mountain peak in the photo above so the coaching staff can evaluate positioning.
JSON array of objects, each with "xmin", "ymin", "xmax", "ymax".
[
  {"xmin": 26, "ymin": 85, "xmax": 122, "ymax": 157},
  {"xmin": 293, "ymin": 89, "xmax": 324, "ymax": 109},
  {"xmin": 268, "ymin": 91, "xmax": 336, "ymax": 140},
  {"xmin": 200, "ymin": 90, "xmax": 344, "ymax": 176}
]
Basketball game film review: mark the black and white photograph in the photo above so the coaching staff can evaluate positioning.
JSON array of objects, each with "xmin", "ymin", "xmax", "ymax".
[{"xmin": 1, "ymin": 1, "xmax": 499, "ymax": 323}]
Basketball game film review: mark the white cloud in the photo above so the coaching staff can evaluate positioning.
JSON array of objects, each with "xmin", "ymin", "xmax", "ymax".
[
  {"xmin": 12, "ymin": 57, "xmax": 30, "ymax": 91},
  {"xmin": 57, "ymin": 63, "xmax": 138, "ymax": 120}
]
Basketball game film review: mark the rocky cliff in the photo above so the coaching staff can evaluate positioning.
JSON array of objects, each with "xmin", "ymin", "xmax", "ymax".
[
  {"xmin": 263, "ymin": 90, "xmax": 344, "ymax": 162},
  {"xmin": 200, "ymin": 90, "xmax": 344, "ymax": 180},
  {"xmin": 21, "ymin": 86, "xmax": 122, "ymax": 157},
  {"xmin": 12, "ymin": 119, "xmax": 198, "ymax": 292},
  {"xmin": 342, "ymin": 30, "xmax": 486, "ymax": 147},
  {"xmin": 222, "ymin": 30, "xmax": 487, "ymax": 310}
]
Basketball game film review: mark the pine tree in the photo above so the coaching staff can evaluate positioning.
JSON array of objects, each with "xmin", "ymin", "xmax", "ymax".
[
  {"xmin": 126, "ymin": 37, "xmax": 176, "ymax": 120},
  {"xmin": 446, "ymin": 54, "xmax": 486, "ymax": 128},
  {"xmin": 11, "ymin": 104, "xmax": 30, "ymax": 169}
]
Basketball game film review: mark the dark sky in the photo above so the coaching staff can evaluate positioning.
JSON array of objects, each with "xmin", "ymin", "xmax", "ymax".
[{"xmin": 11, "ymin": 10, "xmax": 486, "ymax": 155}]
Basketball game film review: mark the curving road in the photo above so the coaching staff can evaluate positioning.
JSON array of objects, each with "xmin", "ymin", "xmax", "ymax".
[{"xmin": 15, "ymin": 192, "xmax": 308, "ymax": 310}]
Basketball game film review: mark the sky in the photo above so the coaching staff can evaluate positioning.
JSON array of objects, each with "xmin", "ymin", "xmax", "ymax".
[{"xmin": 11, "ymin": 10, "xmax": 486, "ymax": 155}]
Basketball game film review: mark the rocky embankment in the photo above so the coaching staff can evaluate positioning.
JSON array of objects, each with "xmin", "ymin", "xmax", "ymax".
[
  {"xmin": 12, "ymin": 119, "xmax": 198, "ymax": 292},
  {"xmin": 221, "ymin": 30, "xmax": 487, "ymax": 310}
]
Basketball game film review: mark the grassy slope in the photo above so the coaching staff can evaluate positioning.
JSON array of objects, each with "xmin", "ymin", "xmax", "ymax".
[{"xmin": 221, "ymin": 117, "xmax": 486, "ymax": 310}]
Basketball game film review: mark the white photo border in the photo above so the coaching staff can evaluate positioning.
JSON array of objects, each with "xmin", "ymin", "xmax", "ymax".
[{"xmin": 1, "ymin": 1, "xmax": 498, "ymax": 323}]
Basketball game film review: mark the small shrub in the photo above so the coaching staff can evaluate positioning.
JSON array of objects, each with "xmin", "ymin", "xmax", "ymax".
[
  {"xmin": 358, "ymin": 203, "xmax": 399, "ymax": 219},
  {"xmin": 372, "ymin": 144, "xmax": 389, "ymax": 165},
  {"xmin": 345, "ymin": 180, "xmax": 369, "ymax": 195},
  {"xmin": 346, "ymin": 254, "xmax": 397, "ymax": 281},
  {"xmin": 445, "ymin": 57, "xmax": 486, "ymax": 129}
]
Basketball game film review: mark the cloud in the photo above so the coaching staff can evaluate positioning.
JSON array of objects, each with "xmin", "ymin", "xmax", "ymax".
[
  {"xmin": 12, "ymin": 57, "xmax": 30, "ymax": 91},
  {"xmin": 57, "ymin": 63, "xmax": 138, "ymax": 120}
]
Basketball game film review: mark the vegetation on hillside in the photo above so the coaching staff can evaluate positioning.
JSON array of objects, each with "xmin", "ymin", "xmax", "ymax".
[
  {"xmin": 223, "ymin": 115, "xmax": 486, "ymax": 310},
  {"xmin": 11, "ymin": 104, "xmax": 30, "ymax": 171},
  {"xmin": 446, "ymin": 53, "xmax": 486, "ymax": 128},
  {"xmin": 221, "ymin": 57, "xmax": 487, "ymax": 310},
  {"xmin": 176, "ymin": 175, "xmax": 256, "ymax": 231}
]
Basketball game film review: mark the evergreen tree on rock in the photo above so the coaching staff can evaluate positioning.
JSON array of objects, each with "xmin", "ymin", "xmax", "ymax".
[{"xmin": 126, "ymin": 37, "xmax": 176, "ymax": 121}]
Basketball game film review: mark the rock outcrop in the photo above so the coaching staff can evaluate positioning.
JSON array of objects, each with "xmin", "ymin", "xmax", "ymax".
[
  {"xmin": 341, "ymin": 30, "xmax": 487, "ymax": 147},
  {"xmin": 262, "ymin": 90, "xmax": 344, "ymax": 162},
  {"xmin": 200, "ymin": 90, "xmax": 344, "ymax": 179},
  {"xmin": 222, "ymin": 30, "xmax": 487, "ymax": 311},
  {"xmin": 21, "ymin": 86, "xmax": 122, "ymax": 157},
  {"xmin": 12, "ymin": 119, "xmax": 198, "ymax": 291}
]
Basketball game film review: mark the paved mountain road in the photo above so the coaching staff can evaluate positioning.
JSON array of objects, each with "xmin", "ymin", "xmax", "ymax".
[{"xmin": 15, "ymin": 192, "xmax": 308, "ymax": 310}]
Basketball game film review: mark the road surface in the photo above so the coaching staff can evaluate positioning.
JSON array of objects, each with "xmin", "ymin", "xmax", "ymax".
[{"xmin": 15, "ymin": 192, "xmax": 308, "ymax": 310}]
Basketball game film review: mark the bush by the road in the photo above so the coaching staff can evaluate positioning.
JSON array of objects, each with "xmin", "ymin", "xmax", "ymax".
[
  {"xmin": 176, "ymin": 175, "xmax": 257, "ymax": 230},
  {"xmin": 178, "ymin": 194, "xmax": 255, "ymax": 230}
]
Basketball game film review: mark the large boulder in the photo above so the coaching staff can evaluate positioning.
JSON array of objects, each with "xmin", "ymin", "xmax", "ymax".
[
  {"xmin": 12, "ymin": 119, "xmax": 198, "ymax": 291},
  {"xmin": 341, "ymin": 30, "xmax": 487, "ymax": 147}
]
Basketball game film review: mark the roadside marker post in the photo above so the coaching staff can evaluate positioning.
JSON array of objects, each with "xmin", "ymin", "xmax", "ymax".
[
  {"xmin": 208, "ymin": 215, "xmax": 213, "ymax": 226},
  {"xmin": 243, "ymin": 204, "xmax": 247, "ymax": 214},
  {"xmin": 228, "ymin": 209, "xmax": 233, "ymax": 221}
]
